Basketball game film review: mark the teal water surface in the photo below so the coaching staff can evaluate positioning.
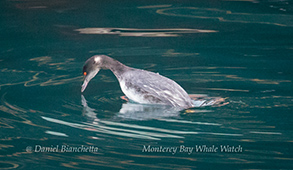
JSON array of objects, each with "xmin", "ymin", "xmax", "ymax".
[{"xmin": 0, "ymin": 0, "xmax": 292, "ymax": 169}]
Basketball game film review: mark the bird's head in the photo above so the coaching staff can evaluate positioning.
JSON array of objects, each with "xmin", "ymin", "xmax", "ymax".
[{"xmin": 81, "ymin": 55, "xmax": 105, "ymax": 92}]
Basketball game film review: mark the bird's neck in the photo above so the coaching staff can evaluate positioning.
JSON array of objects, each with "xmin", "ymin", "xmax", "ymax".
[{"xmin": 103, "ymin": 56, "xmax": 129, "ymax": 79}]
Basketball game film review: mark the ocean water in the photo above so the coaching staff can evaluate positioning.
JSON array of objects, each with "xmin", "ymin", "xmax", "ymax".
[{"xmin": 0, "ymin": 0, "xmax": 292, "ymax": 169}]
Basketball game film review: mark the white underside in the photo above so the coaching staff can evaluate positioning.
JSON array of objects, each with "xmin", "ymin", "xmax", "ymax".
[{"xmin": 119, "ymin": 80, "xmax": 150, "ymax": 104}]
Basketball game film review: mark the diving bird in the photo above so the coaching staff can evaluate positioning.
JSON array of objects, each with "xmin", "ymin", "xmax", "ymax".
[{"xmin": 81, "ymin": 55, "xmax": 193, "ymax": 109}]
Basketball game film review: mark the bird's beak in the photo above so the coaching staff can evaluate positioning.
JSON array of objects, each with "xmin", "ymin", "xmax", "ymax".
[{"xmin": 81, "ymin": 78, "xmax": 89, "ymax": 93}]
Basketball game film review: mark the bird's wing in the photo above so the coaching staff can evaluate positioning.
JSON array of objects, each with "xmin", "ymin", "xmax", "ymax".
[{"xmin": 121, "ymin": 69, "xmax": 191, "ymax": 107}]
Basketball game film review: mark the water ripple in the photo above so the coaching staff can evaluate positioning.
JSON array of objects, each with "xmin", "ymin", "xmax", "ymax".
[{"xmin": 41, "ymin": 116, "xmax": 244, "ymax": 140}]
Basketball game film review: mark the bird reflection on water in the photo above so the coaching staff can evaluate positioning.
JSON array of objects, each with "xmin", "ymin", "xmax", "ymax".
[
  {"xmin": 81, "ymin": 94, "xmax": 228, "ymax": 121},
  {"xmin": 82, "ymin": 95, "xmax": 178, "ymax": 121}
]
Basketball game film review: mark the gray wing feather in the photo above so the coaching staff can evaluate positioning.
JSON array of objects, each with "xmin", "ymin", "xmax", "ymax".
[{"xmin": 121, "ymin": 69, "xmax": 192, "ymax": 108}]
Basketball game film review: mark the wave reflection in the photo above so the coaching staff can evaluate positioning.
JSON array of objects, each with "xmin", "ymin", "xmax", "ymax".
[
  {"xmin": 41, "ymin": 113, "xmax": 244, "ymax": 141},
  {"xmin": 75, "ymin": 28, "xmax": 217, "ymax": 37},
  {"xmin": 0, "ymin": 56, "xmax": 82, "ymax": 88},
  {"xmin": 156, "ymin": 7, "xmax": 293, "ymax": 27}
]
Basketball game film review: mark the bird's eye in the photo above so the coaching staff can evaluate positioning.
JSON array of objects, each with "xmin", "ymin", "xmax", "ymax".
[{"xmin": 83, "ymin": 72, "xmax": 87, "ymax": 76}]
